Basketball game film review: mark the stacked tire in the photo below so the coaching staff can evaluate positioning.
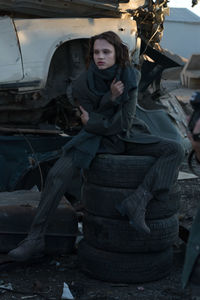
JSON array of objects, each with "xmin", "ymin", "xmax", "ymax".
[{"xmin": 78, "ymin": 154, "xmax": 180, "ymax": 283}]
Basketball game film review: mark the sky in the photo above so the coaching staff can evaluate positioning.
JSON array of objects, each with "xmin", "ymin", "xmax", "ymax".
[{"xmin": 168, "ymin": 0, "xmax": 200, "ymax": 16}]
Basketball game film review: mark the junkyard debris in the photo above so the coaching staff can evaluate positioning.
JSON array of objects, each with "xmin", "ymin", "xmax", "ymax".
[
  {"xmin": 178, "ymin": 171, "xmax": 198, "ymax": 180},
  {"xmin": 181, "ymin": 54, "xmax": 200, "ymax": 89},
  {"xmin": 0, "ymin": 282, "xmax": 13, "ymax": 291},
  {"xmin": 61, "ymin": 282, "xmax": 74, "ymax": 300}
]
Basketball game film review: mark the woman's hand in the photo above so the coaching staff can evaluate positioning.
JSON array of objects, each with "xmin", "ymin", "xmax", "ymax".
[
  {"xmin": 79, "ymin": 106, "xmax": 89, "ymax": 125},
  {"xmin": 110, "ymin": 78, "xmax": 124, "ymax": 101}
]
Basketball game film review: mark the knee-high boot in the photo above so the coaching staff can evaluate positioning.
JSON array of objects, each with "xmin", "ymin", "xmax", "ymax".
[{"xmin": 116, "ymin": 186, "xmax": 153, "ymax": 234}]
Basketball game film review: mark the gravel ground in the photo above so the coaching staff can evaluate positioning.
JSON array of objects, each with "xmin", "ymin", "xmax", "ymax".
[{"xmin": 0, "ymin": 158, "xmax": 199, "ymax": 300}]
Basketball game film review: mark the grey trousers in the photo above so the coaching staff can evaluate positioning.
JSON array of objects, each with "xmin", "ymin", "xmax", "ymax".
[
  {"xmin": 30, "ymin": 137, "xmax": 184, "ymax": 237},
  {"xmin": 30, "ymin": 150, "xmax": 81, "ymax": 236},
  {"xmin": 125, "ymin": 138, "xmax": 184, "ymax": 200}
]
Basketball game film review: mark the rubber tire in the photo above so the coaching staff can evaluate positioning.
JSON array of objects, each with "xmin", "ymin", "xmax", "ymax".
[
  {"xmin": 82, "ymin": 182, "xmax": 180, "ymax": 220},
  {"xmin": 78, "ymin": 239, "xmax": 173, "ymax": 283},
  {"xmin": 83, "ymin": 154, "xmax": 155, "ymax": 188},
  {"xmin": 83, "ymin": 213, "xmax": 179, "ymax": 253}
]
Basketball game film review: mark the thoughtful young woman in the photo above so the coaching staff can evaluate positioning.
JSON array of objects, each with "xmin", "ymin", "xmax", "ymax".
[{"xmin": 8, "ymin": 31, "xmax": 184, "ymax": 261}]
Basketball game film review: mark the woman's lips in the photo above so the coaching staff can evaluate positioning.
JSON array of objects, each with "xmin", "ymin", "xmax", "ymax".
[{"xmin": 98, "ymin": 62, "xmax": 104, "ymax": 65}]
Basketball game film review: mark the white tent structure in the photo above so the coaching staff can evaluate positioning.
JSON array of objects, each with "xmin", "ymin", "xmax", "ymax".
[{"xmin": 161, "ymin": 7, "xmax": 200, "ymax": 59}]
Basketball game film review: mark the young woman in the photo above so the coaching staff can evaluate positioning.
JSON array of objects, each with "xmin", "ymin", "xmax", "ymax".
[{"xmin": 8, "ymin": 31, "xmax": 184, "ymax": 261}]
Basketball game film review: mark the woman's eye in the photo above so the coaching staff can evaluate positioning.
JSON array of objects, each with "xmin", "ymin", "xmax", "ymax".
[{"xmin": 94, "ymin": 49, "xmax": 112, "ymax": 55}]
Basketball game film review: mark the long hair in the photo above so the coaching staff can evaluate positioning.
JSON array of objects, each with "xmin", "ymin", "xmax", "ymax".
[{"xmin": 87, "ymin": 31, "xmax": 130, "ymax": 68}]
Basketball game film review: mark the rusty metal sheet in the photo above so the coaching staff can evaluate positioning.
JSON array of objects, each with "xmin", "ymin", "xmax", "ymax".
[{"xmin": 0, "ymin": 190, "xmax": 78, "ymax": 254}]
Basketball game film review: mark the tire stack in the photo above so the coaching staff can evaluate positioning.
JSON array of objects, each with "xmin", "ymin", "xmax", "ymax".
[{"xmin": 78, "ymin": 154, "xmax": 180, "ymax": 283}]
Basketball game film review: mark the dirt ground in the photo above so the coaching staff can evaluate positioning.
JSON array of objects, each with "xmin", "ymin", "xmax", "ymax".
[{"xmin": 0, "ymin": 158, "xmax": 199, "ymax": 300}]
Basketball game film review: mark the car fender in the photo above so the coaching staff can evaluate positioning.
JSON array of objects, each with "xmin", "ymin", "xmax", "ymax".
[{"xmin": 13, "ymin": 17, "xmax": 138, "ymax": 90}]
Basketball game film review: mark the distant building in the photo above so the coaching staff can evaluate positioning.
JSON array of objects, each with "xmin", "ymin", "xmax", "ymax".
[{"xmin": 160, "ymin": 7, "xmax": 200, "ymax": 59}]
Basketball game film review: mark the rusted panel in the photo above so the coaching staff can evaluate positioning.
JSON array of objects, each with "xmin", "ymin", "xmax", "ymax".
[{"xmin": 0, "ymin": 190, "xmax": 78, "ymax": 254}]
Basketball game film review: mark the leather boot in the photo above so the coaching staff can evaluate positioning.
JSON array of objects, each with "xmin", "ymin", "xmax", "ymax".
[
  {"xmin": 8, "ymin": 236, "xmax": 45, "ymax": 262},
  {"xmin": 116, "ymin": 187, "xmax": 153, "ymax": 234}
]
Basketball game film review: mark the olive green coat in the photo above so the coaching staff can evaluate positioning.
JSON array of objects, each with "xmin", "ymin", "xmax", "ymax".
[{"xmin": 73, "ymin": 70, "xmax": 160, "ymax": 146}]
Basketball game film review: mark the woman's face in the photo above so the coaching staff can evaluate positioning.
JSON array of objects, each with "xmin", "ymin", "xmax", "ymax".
[{"xmin": 93, "ymin": 39, "xmax": 116, "ymax": 70}]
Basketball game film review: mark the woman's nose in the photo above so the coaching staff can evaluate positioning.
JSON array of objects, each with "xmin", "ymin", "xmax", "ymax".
[{"xmin": 98, "ymin": 51, "xmax": 104, "ymax": 58}]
